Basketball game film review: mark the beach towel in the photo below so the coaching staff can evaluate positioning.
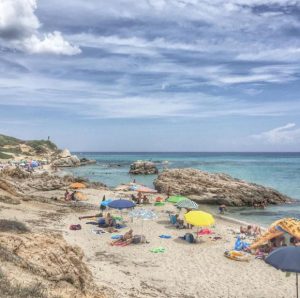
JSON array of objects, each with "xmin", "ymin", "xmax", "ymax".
[
  {"xmin": 198, "ymin": 228, "xmax": 214, "ymax": 236},
  {"xmin": 154, "ymin": 202, "xmax": 165, "ymax": 206},
  {"xmin": 234, "ymin": 237, "xmax": 250, "ymax": 251},
  {"xmin": 159, "ymin": 235, "xmax": 172, "ymax": 239},
  {"xmin": 111, "ymin": 235, "xmax": 122, "ymax": 239},
  {"xmin": 150, "ymin": 247, "xmax": 166, "ymax": 253},
  {"xmin": 92, "ymin": 229, "xmax": 105, "ymax": 235},
  {"xmin": 111, "ymin": 241, "xmax": 130, "ymax": 247}
]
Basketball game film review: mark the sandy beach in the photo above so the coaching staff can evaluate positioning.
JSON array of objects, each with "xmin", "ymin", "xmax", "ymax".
[{"xmin": 0, "ymin": 182, "xmax": 294, "ymax": 298}]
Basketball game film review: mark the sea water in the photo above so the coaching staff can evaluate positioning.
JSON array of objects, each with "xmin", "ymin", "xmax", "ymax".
[{"xmin": 66, "ymin": 152, "xmax": 300, "ymax": 226}]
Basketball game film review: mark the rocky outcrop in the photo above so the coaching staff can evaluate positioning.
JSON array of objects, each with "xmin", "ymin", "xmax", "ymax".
[
  {"xmin": 51, "ymin": 149, "xmax": 96, "ymax": 168},
  {"xmin": 80, "ymin": 157, "xmax": 97, "ymax": 166},
  {"xmin": 154, "ymin": 168, "xmax": 291, "ymax": 206},
  {"xmin": 0, "ymin": 229, "xmax": 108, "ymax": 298},
  {"xmin": 129, "ymin": 161, "xmax": 158, "ymax": 175},
  {"xmin": 51, "ymin": 149, "xmax": 81, "ymax": 167}
]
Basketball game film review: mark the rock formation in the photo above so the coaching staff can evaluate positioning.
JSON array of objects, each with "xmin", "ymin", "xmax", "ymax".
[
  {"xmin": 154, "ymin": 168, "xmax": 291, "ymax": 206},
  {"xmin": 51, "ymin": 149, "xmax": 81, "ymax": 167},
  {"xmin": 129, "ymin": 161, "xmax": 158, "ymax": 175},
  {"xmin": 50, "ymin": 150, "xmax": 96, "ymax": 168},
  {"xmin": 0, "ymin": 227, "xmax": 108, "ymax": 298}
]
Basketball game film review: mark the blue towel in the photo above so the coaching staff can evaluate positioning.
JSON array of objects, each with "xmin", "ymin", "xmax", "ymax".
[
  {"xmin": 234, "ymin": 236, "xmax": 250, "ymax": 251},
  {"xmin": 111, "ymin": 235, "xmax": 122, "ymax": 239},
  {"xmin": 159, "ymin": 235, "xmax": 172, "ymax": 239}
]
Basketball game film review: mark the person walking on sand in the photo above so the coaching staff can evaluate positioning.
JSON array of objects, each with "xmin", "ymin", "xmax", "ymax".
[{"xmin": 219, "ymin": 204, "xmax": 227, "ymax": 214}]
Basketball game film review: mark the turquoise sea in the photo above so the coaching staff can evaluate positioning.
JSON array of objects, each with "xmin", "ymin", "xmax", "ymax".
[{"xmin": 66, "ymin": 152, "xmax": 300, "ymax": 226}]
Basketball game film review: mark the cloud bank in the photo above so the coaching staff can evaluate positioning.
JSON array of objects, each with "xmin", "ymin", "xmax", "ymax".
[
  {"xmin": 0, "ymin": 0, "xmax": 80, "ymax": 55},
  {"xmin": 252, "ymin": 123, "xmax": 300, "ymax": 144}
]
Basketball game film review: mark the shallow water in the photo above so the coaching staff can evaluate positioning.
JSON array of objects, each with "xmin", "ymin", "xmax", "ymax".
[{"xmin": 66, "ymin": 152, "xmax": 300, "ymax": 226}]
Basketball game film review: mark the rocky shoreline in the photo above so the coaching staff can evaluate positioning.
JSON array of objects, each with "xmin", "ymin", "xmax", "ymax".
[{"xmin": 154, "ymin": 168, "xmax": 291, "ymax": 206}]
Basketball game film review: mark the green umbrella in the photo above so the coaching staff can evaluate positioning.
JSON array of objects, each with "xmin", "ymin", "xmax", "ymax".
[{"xmin": 167, "ymin": 195, "xmax": 188, "ymax": 204}]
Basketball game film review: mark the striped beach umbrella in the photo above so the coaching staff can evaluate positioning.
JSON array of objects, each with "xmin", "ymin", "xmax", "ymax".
[{"xmin": 176, "ymin": 199, "xmax": 198, "ymax": 210}]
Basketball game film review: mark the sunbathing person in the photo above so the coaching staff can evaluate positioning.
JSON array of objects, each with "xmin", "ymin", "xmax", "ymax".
[
  {"xmin": 111, "ymin": 229, "xmax": 134, "ymax": 246},
  {"xmin": 240, "ymin": 225, "xmax": 261, "ymax": 236}
]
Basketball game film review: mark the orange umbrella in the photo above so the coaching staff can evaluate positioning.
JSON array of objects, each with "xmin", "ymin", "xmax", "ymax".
[{"xmin": 70, "ymin": 182, "xmax": 86, "ymax": 189}]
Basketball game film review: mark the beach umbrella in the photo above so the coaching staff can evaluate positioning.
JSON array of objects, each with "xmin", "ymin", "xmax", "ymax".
[
  {"xmin": 100, "ymin": 199, "xmax": 113, "ymax": 207},
  {"xmin": 70, "ymin": 182, "xmax": 86, "ymax": 189},
  {"xmin": 184, "ymin": 211, "xmax": 215, "ymax": 227},
  {"xmin": 129, "ymin": 208, "xmax": 157, "ymax": 232},
  {"xmin": 265, "ymin": 247, "xmax": 300, "ymax": 298},
  {"xmin": 129, "ymin": 209, "xmax": 158, "ymax": 220},
  {"xmin": 108, "ymin": 199, "xmax": 136, "ymax": 210},
  {"xmin": 176, "ymin": 199, "xmax": 198, "ymax": 210},
  {"xmin": 167, "ymin": 195, "xmax": 188, "ymax": 204}
]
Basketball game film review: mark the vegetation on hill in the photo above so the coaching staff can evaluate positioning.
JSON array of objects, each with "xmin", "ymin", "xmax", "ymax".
[
  {"xmin": 0, "ymin": 152, "xmax": 12, "ymax": 159},
  {"xmin": 0, "ymin": 134, "xmax": 59, "ymax": 158}
]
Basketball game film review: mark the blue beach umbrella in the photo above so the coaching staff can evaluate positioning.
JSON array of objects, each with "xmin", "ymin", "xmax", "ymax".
[
  {"xmin": 100, "ymin": 199, "xmax": 113, "ymax": 207},
  {"xmin": 265, "ymin": 246, "xmax": 300, "ymax": 298},
  {"xmin": 108, "ymin": 199, "xmax": 136, "ymax": 210}
]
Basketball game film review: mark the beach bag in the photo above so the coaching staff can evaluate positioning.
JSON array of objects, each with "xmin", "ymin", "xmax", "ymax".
[
  {"xmin": 133, "ymin": 235, "xmax": 146, "ymax": 244},
  {"xmin": 184, "ymin": 233, "xmax": 195, "ymax": 244}
]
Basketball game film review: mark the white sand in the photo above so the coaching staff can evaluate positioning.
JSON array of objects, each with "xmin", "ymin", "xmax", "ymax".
[{"xmin": 60, "ymin": 189, "xmax": 295, "ymax": 298}]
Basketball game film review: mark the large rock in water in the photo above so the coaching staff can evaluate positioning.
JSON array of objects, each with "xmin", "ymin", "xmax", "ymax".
[
  {"xmin": 129, "ymin": 161, "xmax": 158, "ymax": 175},
  {"xmin": 51, "ymin": 149, "xmax": 81, "ymax": 167},
  {"xmin": 154, "ymin": 168, "xmax": 291, "ymax": 206}
]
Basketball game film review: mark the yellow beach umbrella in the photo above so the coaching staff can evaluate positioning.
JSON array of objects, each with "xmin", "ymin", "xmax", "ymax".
[
  {"xmin": 70, "ymin": 182, "xmax": 86, "ymax": 189},
  {"xmin": 184, "ymin": 211, "xmax": 215, "ymax": 227}
]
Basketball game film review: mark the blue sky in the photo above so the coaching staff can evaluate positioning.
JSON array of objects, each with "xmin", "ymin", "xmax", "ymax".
[{"xmin": 1, "ymin": 0, "xmax": 300, "ymax": 151}]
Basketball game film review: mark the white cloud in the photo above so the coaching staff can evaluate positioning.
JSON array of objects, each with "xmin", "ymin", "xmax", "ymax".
[
  {"xmin": 237, "ymin": 48, "xmax": 300, "ymax": 62},
  {"xmin": 0, "ymin": 0, "xmax": 80, "ymax": 55},
  {"xmin": 251, "ymin": 123, "xmax": 300, "ymax": 144},
  {"xmin": 22, "ymin": 32, "xmax": 81, "ymax": 55}
]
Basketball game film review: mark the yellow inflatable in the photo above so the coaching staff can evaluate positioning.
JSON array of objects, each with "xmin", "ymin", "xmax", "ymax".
[
  {"xmin": 250, "ymin": 218, "xmax": 300, "ymax": 250},
  {"xmin": 224, "ymin": 250, "xmax": 251, "ymax": 262}
]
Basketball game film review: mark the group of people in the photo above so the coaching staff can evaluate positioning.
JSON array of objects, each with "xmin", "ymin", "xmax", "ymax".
[
  {"xmin": 131, "ymin": 193, "xmax": 150, "ymax": 204},
  {"xmin": 240, "ymin": 224, "xmax": 262, "ymax": 236}
]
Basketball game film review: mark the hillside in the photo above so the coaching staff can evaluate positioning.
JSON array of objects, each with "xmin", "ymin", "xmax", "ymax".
[{"xmin": 0, "ymin": 134, "xmax": 59, "ymax": 159}]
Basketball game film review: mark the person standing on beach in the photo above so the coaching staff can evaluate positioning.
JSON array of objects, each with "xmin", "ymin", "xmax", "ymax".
[
  {"xmin": 167, "ymin": 186, "xmax": 171, "ymax": 198},
  {"xmin": 100, "ymin": 195, "xmax": 106, "ymax": 213},
  {"xmin": 219, "ymin": 204, "xmax": 227, "ymax": 214}
]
